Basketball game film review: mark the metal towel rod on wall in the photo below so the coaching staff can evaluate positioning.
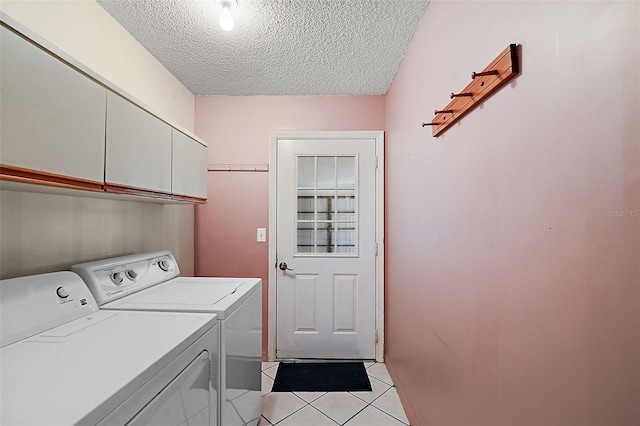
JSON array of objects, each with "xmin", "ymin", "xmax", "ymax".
[{"xmin": 208, "ymin": 164, "xmax": 269, "ymax": 172}]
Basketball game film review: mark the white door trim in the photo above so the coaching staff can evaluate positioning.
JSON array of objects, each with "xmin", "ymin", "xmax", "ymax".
[{"xmin": 268, "ymin": 130, "xmax": 385, "ymax": 362}]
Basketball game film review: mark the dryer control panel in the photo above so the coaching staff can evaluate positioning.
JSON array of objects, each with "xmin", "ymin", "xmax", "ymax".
[{"xmin": 72, "ymin": 251, "xmax": 180, "ymax": 306}]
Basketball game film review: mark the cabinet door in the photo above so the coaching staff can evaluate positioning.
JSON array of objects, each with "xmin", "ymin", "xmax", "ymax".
[
  {"xmin": 0, "ymin": 25, "xmax": 106, "ymax": 186},
  {"xmin": 172, "ymin": 130, "xmax": 207, "ymax": 201},
  {"xmin": 105, "ymin": 91, "xmax": 172, "ymax": 195}
]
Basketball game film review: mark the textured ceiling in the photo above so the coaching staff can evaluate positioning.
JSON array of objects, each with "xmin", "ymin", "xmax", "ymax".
[{"xmin": 96, "ymin": 0, "xmax": 430, "ymax": 96}]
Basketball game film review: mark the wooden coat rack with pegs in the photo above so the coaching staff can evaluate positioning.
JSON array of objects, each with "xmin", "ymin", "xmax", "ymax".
[{"xmin": 423, "ymin": 44, "xmax": 520, "ymax": 137}]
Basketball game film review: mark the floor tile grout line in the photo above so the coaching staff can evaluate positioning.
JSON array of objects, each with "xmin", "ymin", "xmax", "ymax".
[
  {"xmin": 337, "ymin": 403, "xmax": 369, "ymax": 426},
  {"xmin": 367, "ymin": 387, "xmax": 410, "ymax": 425},
  {"xmin": 262, "ymin": 362, "xmax": 410, "ymax": 426},
  {"xmin": 260, "ymin": 414, "xmax": 274, "ymax": 426},
  {"xmin": 348, "ymin": 375, "xmax": 393, "ymax": 404},
  {"xmin": 263, "ymin": 369, "xmax": 278, "ymax": 380},
  {"xmin": 348, "ymin": 387, "xmax": 390, "ymax": 406},
  {"xmin": 263, "ymin": 390, "xmax": 409, "ymax": 426},
  {"xmin": 306, "ymin": 403, "xmax": 342, "ymax": 425},
  {"xmin": 293, "ymin": 391, "xmax": 327, "ymax": 404},
  {"xmin": 366, "ymin": 374, "xmax": 394, "ymax": 387},
  {"xmin": 362, "ymin": 383, "xmax": 394, "ymax": 405},
  {"xmin": 366, "ymin": 403, "xmax": 411, "ymax": 425},
  {"xmin": 267, "ymin": 392, "xmax": 311, "ymax": 425},
  {"xmin": 311, "ymin": 391, "xmax": 393, "ymax": 426}
]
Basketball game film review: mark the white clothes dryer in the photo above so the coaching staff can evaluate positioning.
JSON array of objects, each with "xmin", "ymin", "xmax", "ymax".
[
  {"xmin": 0, "ymin": 271, "xmax": 219, "ymax": 426},
  {"xmin": 73, "ymin": 251, "xmax": 262, "ymax": 426}
]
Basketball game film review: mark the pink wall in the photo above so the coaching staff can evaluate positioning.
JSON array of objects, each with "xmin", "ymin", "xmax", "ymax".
[
  {"xmin": 384, "ymin": 1, "xmax": 639, "ymax": 425},
  {"xmin": 194, "ymin": 96, "xmax": 385, "ymax": 358}
]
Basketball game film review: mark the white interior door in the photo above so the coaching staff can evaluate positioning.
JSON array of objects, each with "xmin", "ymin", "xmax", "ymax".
[{"xmin": 275, "ymin": 136, "xmax": 378, "ymax": 359}]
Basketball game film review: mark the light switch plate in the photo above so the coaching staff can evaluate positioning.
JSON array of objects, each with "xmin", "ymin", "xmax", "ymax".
[{"xmin": 257, "ymin": 228, "xmax": 266, "ymax": 242}]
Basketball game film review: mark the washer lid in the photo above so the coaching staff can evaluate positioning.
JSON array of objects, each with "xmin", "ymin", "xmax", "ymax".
[
  {"xmin": 1, "ymin": 309, "xmax": 217, "ymax": 426},
  {"xmin": 0, "ymin": 272, "xmax": 98, "ymax": 348},
  {"xmin": 102, "ymin": 277, "xmax": 262, "ymax": 319}
]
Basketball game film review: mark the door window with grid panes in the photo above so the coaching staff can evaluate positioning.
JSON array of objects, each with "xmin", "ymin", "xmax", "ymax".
[{"xmin": 296, "ymin": 155, "xmax": 358, "ymax": 255}]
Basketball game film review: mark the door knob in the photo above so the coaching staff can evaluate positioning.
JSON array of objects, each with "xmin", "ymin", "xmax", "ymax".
[{"xmin": 278, "ymin": 262, "xmax": 294, "ymax": 271}]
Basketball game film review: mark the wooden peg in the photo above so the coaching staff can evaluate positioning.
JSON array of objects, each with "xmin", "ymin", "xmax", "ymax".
[
  {"xmin": 471, "ymin": 70, "xmax": 499, "ymax": 79},
  {"xmin": 430, "ymin": 44, "xmax": 519, "ymax": 137}
]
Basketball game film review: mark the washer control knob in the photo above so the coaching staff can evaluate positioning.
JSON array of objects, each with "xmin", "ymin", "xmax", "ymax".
[
  {"xmin": 110, "ymin": 272, "xmax": 124, "ymax": 285},
  {"xmin": 158, "ymin": 259, "xmax": 172, "ymax": 272},
  {"xmin": 56, "ymin": 286, "xmax": 70, "ymax": 298},
  {"xmin": 125, "ymin": 269, "xmax": 138, "ymax": 280}
]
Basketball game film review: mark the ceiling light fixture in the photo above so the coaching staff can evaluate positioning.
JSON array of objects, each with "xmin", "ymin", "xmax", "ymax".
[{"xmin": 219, "ymin": 0, "xmax": 235, "ymax": 31}]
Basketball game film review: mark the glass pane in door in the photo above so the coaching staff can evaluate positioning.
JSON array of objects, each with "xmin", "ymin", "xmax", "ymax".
[{"xmin": 295, "ymin": 155, "xmax": 358, "ymax": 255}]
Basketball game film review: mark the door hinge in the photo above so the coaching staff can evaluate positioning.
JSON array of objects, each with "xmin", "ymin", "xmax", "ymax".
[
  {"xmin": 375, "ymin": 156, "xmax": 379, "ymax": 169},
  {"xmin": 375, "ymin": 330, "xmax": 379, "ymax": 343},
  {"xmin": 375, "ymin": 243, "xmax": 378, "ymax": 256}
]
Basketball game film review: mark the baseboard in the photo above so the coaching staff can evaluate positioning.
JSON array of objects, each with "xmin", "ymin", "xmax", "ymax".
[{"xmin": 385, "ymin": 355, "xmax": 418, "ymax": 426}]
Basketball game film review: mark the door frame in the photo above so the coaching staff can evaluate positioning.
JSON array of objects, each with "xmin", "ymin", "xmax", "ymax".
[{"xmin": 268, "ymin": 130, "xmax": 385, "ymax": 362}]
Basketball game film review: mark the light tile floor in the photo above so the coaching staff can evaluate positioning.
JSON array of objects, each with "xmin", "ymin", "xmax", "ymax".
[{"xmin": 260, "ymin": 362, "xmax": 410, "ymax": 425}]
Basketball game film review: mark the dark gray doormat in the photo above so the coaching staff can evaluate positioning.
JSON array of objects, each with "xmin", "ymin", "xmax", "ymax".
[{"xmin": 272, "ymin": 362, "xmax": 372, "ymax": 392}]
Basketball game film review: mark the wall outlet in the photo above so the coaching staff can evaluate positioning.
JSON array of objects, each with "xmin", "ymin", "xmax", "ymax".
[{"xmin": 257, "ymin": 228, "xmax": 267, "ymax": 242}]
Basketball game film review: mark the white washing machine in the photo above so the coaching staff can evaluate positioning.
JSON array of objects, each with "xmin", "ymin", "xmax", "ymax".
[
  {"xmin": 72, "ymin": 251, "xmax": 262, "ymax": 426},
  {"xmin": 0, "ymin": 271, "xmax": 219, "ymax": 426}
]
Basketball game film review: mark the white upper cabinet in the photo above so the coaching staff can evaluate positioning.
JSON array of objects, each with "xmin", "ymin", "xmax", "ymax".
[
  {"xmin": 1, "ymin": 20, "xmax": 207, "ymax": 203},
  {"xmin": 171, "ymin": 130, "xmax": 207, "ymax": 200},
  {"xmin": 105, "ymin": 91, "xmax": 172, "ymax": 195},
  {"xmin": 0, "ymin": 24, "xmax": 106, "ymax": 185}
]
